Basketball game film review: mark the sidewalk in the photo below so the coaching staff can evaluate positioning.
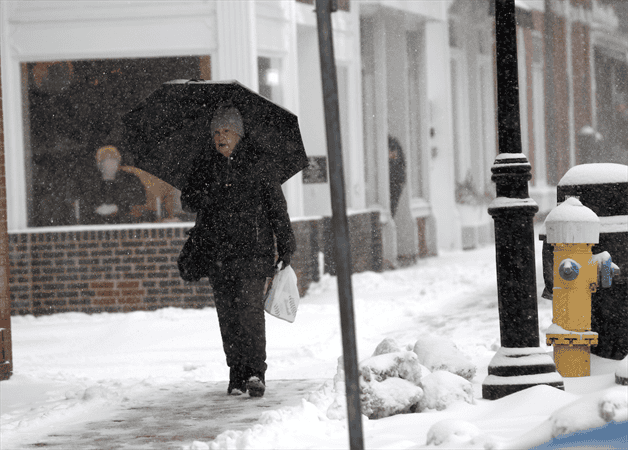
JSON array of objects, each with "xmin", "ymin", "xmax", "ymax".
[{"xmin": 20, "ymin": 379, "xmax": 324, "ymax": 450}]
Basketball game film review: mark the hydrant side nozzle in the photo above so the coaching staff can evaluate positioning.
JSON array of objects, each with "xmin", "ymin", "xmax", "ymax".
[{"xmin": 591, "ymin": 251, "xmax": 619, "ymax": 289}]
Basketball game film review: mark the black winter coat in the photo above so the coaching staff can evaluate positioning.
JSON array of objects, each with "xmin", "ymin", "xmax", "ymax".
[{"xmin": 181, "ymin": 138, "xmax": 296, "ymax": 280}]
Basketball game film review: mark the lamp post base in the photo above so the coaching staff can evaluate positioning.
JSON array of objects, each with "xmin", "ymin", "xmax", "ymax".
[
  {"xmin": 615, "ymin": 356, "xmax": 628, "ymax": 385},
  {"xmin": 482, "ymin": 346, "xmax": 564, "ymax": 400}
]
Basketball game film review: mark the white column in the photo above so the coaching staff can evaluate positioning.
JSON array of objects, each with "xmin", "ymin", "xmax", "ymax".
[
  {"xmin": 1, "ymin": 2, "xmax": 28, "ymax": 230},
  {"xmin": 283, "ymin": 0, "xmax": 304, "ymax": 218},
  {"xmin": 215, "ymin": 1, "xmax": 257, "ymax": 90},
  {"xmin": 347, "ymin": 8, "xmax": 366, "ymax": 211},
  {"xmin": 426, "ymin": 20, "xmax": 461, "ymax": 251},
  {"xmin": 373, "ymin": 14, "xmax": 397, "ymax": 264}
]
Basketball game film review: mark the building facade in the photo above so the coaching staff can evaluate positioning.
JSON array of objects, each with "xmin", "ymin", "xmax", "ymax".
[{"xmin": 0, "ymin": 0, "xmax": 626, "ymax": 322}]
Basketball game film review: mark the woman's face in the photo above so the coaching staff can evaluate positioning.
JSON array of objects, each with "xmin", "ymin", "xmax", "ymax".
[{"xmin": 213, "ymin": 127, "xmax": 241, "ymax": 157}]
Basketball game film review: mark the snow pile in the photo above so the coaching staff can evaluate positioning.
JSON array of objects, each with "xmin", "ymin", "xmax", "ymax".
[
  {"xmin": 359, "ymin": 350, "xmax": 424, "ymax": 419},
  {"xmin": 509, "ymin": 385, "xmax": 628, "ymax": 449},
  {"xmin": 360, "ymin": 376, "xmax": 423, "ymax": 420},
  {"xmin": 549, "ymin": 385, "xmax": 627, "ymax": 436},
  {"xmin": 419, "ymin": 370, "xmax": 474, "ymax": 412},
  {"xmin": 426, "ymin": 420, "xmax": 496, "ymax": 448},
  {"xmin": 372, "ymin": 337, "xmax": 402, "ymax": 355},
  {"xmin": 357, "ymin": 337, "xmax": 476, "ymax": 419},
  {"xmin": 206, "ymin": 399, "xmax": 338, "ymax": 450},
  {"xmin": 413, "ymin": 335, "xmax": 477, "ymax": 381},
  {"xmin": 422, "ymin": 385, "xmax": 628, "ymax": 449}
]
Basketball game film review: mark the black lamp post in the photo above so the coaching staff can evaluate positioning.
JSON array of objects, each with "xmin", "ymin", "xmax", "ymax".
[{"xmin": 482, "ymin": 0, "xmax": 563, "ymax": 400}]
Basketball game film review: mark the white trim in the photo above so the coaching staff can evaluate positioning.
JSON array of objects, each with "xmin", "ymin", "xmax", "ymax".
[
  {"xmin": 410, "ymin": 198, "xmax": 432, "ymax": 218},
  {"xmin": 2, "ymin": 1, "xmax": 29, "ymax": 232},
  {"xmin": 8, "ymin": 221, "xmax": 195, "ymax": 235},
  {"xmin": 344, "ymin": 6, "xmax": 366, "ymax": 211},
  {"xmin": 531, "ymin": 31, "xmax": 548, "ymax": 187},
  {"xmin": 478, "ymin": 51, "xmax": 497, "ymax": 194},
  {"xmin": 426, "ymin": 19, "xmax": 460, "ymax": 251},
  {"xmin": 450, "ymin": 48, "xmax": 471, "ymax": 185},
  {"xmin": 215, "ymin": 1, "xmax": 257, "ymax": 89},
  {"xmin": 600, "ymin": 215, "xmax": 628, "ymax": 233}
]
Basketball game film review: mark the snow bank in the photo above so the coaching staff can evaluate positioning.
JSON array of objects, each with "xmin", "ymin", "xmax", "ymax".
[
  {"xmin": 413, "ymin": 335, "xmax": 477, "ymax": 381},
  {"xmin": 549, "ymin": 386, "xmax": 628, "ymax": 438},
  {"xmin": 426, "ymin": 420, "xmax": 496, "ymax": 448},
  {"xmin": 359, "ymin": 349, "xmax": 424, "ymax": 419},
  {"xmin": 419, "ymin": 370, "xmax": 474, "ymax": 412},
  {"xmin": 360, "ymin": 351, "xmax": 423, "ymax": 385},
  {"xmin": 509, "ymin": 385, "xmax": 628, "ymax": 449},
  {"xmin": 360, "ymin": 377, "xmax": 423, "ymax": 420},
  {"xmin": 372, "ymin": 337, "xmax": 402, "ymax": 355},
  {"xmin": 358, "ymin": 337, "xmax": 477, "ymax": 419},
  {"xmin": 206, "ymin": 399, "xmax": 340, "ymax": 450}
]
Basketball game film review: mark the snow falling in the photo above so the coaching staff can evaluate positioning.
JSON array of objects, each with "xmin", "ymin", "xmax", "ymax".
[{"xmin": 1, "ymin": 237, "xmax": 627, "ymax": 449}]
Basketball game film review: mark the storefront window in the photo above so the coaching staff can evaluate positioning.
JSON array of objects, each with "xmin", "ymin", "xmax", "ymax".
[
  {"xmin": 258, "ymin": 56, "xmax": 283, "ymax": 104},
  {"xmin": 22, "ymin": 56, "xmax": 210, "ymax": 227}
]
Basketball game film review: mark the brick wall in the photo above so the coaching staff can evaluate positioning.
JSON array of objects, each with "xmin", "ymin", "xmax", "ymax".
[
  {"xmin": 323, "ymin": 211, "xmax": 383, "ymax": 275},
  {"xmin": 291, "ymin": 218, "xmax": 323, "ymax": 294},
  {"xmin": 9, "ymin": 211, "xmax": 382, "ymax": 316},
  {"xmin": 9, "ymin": 226, "xmax": 205, "ymax": 315}
]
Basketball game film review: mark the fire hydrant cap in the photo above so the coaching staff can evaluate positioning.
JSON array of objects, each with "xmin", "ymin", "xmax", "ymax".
[{"xmin": 545, "ymin": 197, "xmax": 600, "ymax": 244}]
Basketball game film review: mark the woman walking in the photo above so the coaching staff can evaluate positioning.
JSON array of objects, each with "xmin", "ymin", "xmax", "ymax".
[{"xmin": 181, "ymin": 106, "xmax": 296, "ymax": 397}]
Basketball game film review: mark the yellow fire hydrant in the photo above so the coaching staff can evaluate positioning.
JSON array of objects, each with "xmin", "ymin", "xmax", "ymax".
[{"xmin": 544, "ymin": 197, "xmax": 619, "ymax": 377}]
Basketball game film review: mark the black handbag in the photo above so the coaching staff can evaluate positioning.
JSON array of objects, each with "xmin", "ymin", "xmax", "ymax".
[
  {"xmin": 177, "ymin": 226, "xmax": 208, "ymax": 282},
  {"xmin": 177, "ymin": 209, "xmax": 216, "ymax": 282}
]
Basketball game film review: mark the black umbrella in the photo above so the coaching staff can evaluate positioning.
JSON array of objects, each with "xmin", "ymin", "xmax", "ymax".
[{"xmin": 121, "ymin": 79, "xmax": 308, "ymax": 190}]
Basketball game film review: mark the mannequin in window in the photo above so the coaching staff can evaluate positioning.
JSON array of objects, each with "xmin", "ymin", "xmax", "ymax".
[{"xmin": 78, "ymin": 145, "xmax": 146, "ymax": 224}]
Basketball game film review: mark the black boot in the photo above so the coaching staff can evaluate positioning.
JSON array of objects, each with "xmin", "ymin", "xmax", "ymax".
[
  {"xmin": 227, "ymin": 366, "xmax": 247, "ymax": 396},
  {"xmin": 246, "ymin": 373, "xmax": 266, "ymax": 398}
]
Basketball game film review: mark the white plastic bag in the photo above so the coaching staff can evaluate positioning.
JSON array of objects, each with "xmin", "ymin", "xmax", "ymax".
[{"xmin": 264, "ymin": 265, "xmax": 300, "ymax": 323}]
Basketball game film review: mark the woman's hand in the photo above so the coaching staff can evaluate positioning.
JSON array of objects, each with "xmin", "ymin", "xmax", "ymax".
[{"xmin": 275, "ymin": 253, "xmax": 291, "ymax": 271}]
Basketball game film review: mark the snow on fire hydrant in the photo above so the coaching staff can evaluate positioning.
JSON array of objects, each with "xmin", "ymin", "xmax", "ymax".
[{"xmin": 544, "ymin": 197, "xmax": 621, "ymax": 377}]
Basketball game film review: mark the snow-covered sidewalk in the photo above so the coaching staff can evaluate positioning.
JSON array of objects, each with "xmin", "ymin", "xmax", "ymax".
[{"xmin": 1, "ymin": 241, "xmax": 626, "ymax": 449}]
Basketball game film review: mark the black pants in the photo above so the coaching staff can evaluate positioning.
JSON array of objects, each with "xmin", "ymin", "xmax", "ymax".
[{"xmin": 211, "ymin": 276, "xmax": 267, "ymax": 383}]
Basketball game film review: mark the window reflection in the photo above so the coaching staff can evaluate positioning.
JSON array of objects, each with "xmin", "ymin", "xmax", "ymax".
[
  {"xmin": 23, "ymin": 56, "xmax": 210, "ymax": 227},
  {"xmin": 258, "ymin": 56, "xmax": 283, "ymax": 104}
]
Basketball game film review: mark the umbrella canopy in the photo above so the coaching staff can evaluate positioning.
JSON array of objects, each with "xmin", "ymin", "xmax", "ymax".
[{"xmin": 122, "ymin": 79, "xmax": 308, "ymax": 190}]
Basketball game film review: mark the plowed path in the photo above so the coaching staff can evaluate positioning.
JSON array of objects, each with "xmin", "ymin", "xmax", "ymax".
[{"xmin": 25, "ymin": 379, "xmax": 324, "ymax": 450}]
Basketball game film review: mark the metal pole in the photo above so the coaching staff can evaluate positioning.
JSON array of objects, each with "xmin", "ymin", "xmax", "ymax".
[
  {"xmin": 315, "ymin": 1, "xmax": 364, "ymax": 449},
  {"xmin": 492, "ymin": 0, "xmax": 539, "ymax": 347},
  {"xmin": 482, "ymin": 0, "xmax": 563, "ymax": 400}
]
